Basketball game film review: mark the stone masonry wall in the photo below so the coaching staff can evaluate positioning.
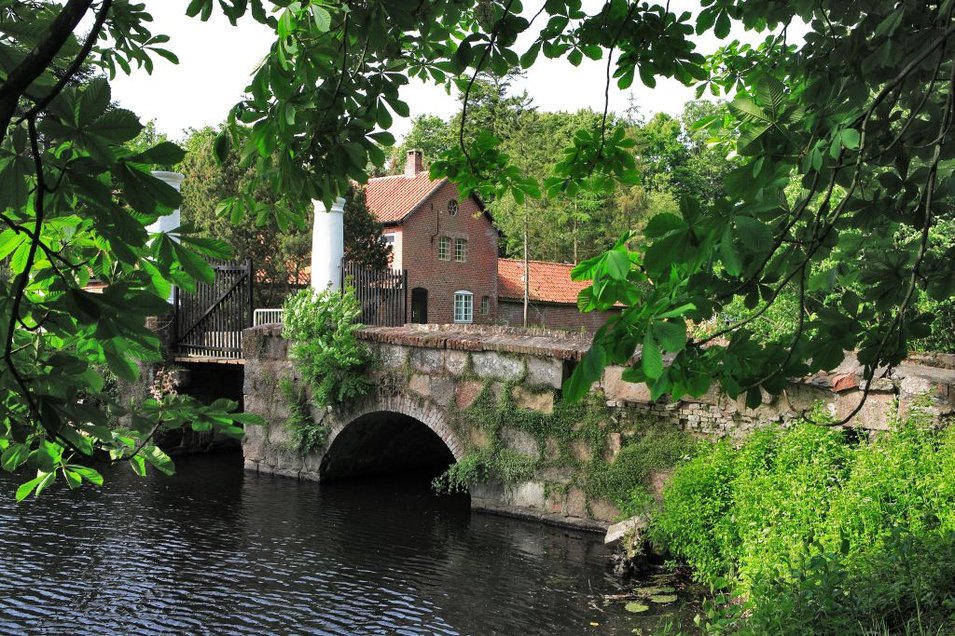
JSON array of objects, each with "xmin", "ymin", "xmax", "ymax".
[{"xmin": 242, "ymin": 323, "xmax": 955, "ymax": 529}]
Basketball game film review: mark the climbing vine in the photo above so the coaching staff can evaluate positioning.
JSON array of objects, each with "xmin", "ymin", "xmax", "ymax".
[
  {"xmin": 279, "ymin": 378, "xmax": 327, "ymax": 454},
  {"xmin": 432, "ymin": 376, "xmax": 695, "ymax": 517}
]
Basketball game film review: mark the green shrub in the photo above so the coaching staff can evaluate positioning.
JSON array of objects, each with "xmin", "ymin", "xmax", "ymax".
[
  {"xmin": 281, "ymin": 286, "xmax": 372, "ymax": 408},
  {"xmin": 652, "ymin": 413, "xmax": 955, "ymax": 634}
]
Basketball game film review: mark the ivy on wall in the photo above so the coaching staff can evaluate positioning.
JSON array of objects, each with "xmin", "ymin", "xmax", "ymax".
[{"xmin": 432, "ymin": 376, "xmax": 695, "ymax": 517}]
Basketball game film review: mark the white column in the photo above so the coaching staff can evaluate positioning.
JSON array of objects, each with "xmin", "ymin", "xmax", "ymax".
[
  {"xmin": 147, "ymin": 171, "xmax": 183, "ymax": 237},
  {"xmin": 148, "ymin": 171, "xmax": 184, "ymax": 304},
  {"xmin": 310, "ymin": 197, "xmax": 346, "ymax": 292}
]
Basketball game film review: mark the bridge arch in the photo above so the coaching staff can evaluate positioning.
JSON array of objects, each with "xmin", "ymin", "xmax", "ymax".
[{"xmin": 319, "ymin": 393, "xmax": 465, "ymax": 480}]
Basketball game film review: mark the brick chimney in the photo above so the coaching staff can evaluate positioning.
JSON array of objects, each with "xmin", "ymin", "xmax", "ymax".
[{"xmin": 405, "ymin": 149, "xmax": 423, "ymax": 178}]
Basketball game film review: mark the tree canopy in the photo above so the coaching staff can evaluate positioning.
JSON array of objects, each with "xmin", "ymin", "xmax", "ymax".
[{"xmin": 0, "ymin": 0, "xmax": 953, "ymax": 493}]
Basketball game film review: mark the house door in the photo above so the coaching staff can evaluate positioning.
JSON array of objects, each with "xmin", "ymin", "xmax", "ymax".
[{"xmin": 411, "ymin": 287, "xmax": 428, "ymax": 323}]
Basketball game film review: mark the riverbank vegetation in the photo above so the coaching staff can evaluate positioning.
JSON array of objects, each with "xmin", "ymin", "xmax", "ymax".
[
  {"xmin": 651, "ymin": 408, "xmax": 955, "ymax": 634},
  {"xmin": 280, "ymin": 286, "xmax": 372, "ymax": 453}
]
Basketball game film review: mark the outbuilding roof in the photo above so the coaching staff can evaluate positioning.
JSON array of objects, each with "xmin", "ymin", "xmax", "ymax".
[{"xmin": 497, "ymin": 258, "xmax": 589, "ymax": 305}]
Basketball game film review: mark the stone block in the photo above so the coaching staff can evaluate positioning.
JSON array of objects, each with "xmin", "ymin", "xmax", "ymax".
[
  {"xmin": 571, "ymin": 439, "xmax": 592, "ymax": 462},
  {"xmin": 469, "ymin": 427, "xmax": 491, "ymax": 449},
  {"xmin": 511, "ymin": 386, "xmax": 555, "ymax": 414},
  {"xmin": 456, "ymin": 380, "xmax": 484, "ymax": 409},
  {"xmin": 508, "ymin": 481, "xmax": 547, "ymax": 509},
  {"xmin": 565, "ymin": 487, "xmax": 587, "ymax": 518},
  {"xmin": 605, "ymin": 516, "xmax": 647, "ymax": 545},
  {"xmin": 601, "ymin": 366, "xmax": 652, "ymax": 403},
  {"xmin": 526, "ymin": 356, "xmax": 565, "ymax": 389},
  {"xmin": 410, "ymin": 348, "xmax": 443, "ymax": 374},
  {"xmin": 589, "ymin": 498, "xmax": 621, "ymax": 523},
  {"xmin": 605, "ymin": 432, "xmax": 622, "ymax": 462},
  {"xmin": 430, "ymin": 376, "xmax": 455, "ymax": 407},
  {"xmin": 242, "ymin": 436, "xmax": 266, "ymax": 462},
  {"xmin": 267, "ymin": 423, "xmax": 293, "ymax": 449},
  {"xmin": 501, "ymin": 427, "xmax": 539, "ymax": 458},
  {"xmin": 273, "ymin": 467, "xmax": 301, "ymax": 480},
  {"xmin": 648, "ymin": 468, "xmax": 673, "ymax": 502},
  {"xmin": 834, "ymin": 390, "xmax": 894, "ymax": 430},
  {"xmin": 378, "ymin": 344, "xmax": 408, "ymax": 369},
  {"xmin": 472, "ymin": 351, "xmax": 525, "ymax": 381},
  {"xmin": 408, "ymin": 373, "xmax": 430, "ymax": 398},
  {"xmin": 543, "ymin": 437, "xmax": 560, "ymax": 461},
  {"xmin": 243, "ymin": 459, "xmax": 259, "ymax": 472},
  {"xmin": 445, "ymin": 350, "xmax": 469, "ymax": 376}
]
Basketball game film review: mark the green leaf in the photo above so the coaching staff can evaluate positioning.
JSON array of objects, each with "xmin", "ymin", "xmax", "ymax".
[
  {"xmin": 89, "ymin": 108, "xmax": 143, "ymax": 143},
  {"xmin": 15, "ymin": 473, "xmax": 47, "ymax": 501},
  {"xmin": 644, "ymin": 213, "xmax": 685, "ymax": 238},
  {"xmin": 69, "ymin": 465, "xmax": 104, "ymax": 486},
  {"xmin": 720, "ymin": 224, "xmax": 743, "ymax": 276},
  {"xmin": 604, "ymin": 249, "xmax": 630, "ymax": 280},
  {"xmin": 563, "ymin": 343, "xmax": 608, "ymax": 402},
  {"xmin": 642, "ymin": 330, "xmax": 664, "ymax": 380},
  {"xmin": 129, "ymin": 454, "xmax": 146, "ymax": 477},
  {"xmin": 128, "ymin": 141, "xmax": 186, "ymax": 166},
  {"xmin": 312, "ymin": 6, "xmax": 331, "ymax": 32},
  {"xmin": 1, "ymin": 442, "xmax": 28, "ymax": 472},
  {"xmin": 143, "ymin": 445, "xmax": 175, "ymax": 476},
  {"xmin": 653, "ymin": 321, "xmax": 687, "ymax": 352}
]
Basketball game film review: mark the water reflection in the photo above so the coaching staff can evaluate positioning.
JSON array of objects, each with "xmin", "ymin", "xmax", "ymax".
[{"xmin": 0, "ymin": 453, "xmax": 684, "ymax": 634}]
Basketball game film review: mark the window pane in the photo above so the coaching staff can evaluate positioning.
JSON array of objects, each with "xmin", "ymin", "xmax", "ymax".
[
  {"xmin": 454, "ymin": 238, "xmax": 467, "ymax": 262},
  {"xmin": 454, "ymin": 292, "xmax": 473, "ymax": 323},
  {"xmin": 438, "ymin": 237, "xmax": 450, "ymax": 260}
]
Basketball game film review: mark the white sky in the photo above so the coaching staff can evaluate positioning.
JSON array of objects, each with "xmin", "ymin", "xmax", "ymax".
[{"xmin": 110, "ymin": 1, "xmax": 803, "ymax": 142}]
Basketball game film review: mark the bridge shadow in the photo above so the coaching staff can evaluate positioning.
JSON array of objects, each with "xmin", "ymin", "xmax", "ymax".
[{"xmin": 319, "ymin": 411, "xmax": 456, "ymax": 485}]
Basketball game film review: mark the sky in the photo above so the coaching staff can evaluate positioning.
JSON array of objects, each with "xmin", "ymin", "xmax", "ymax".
[{"xmin": 109, "ymin": 1, "xmax": 802, "ymax": 142}]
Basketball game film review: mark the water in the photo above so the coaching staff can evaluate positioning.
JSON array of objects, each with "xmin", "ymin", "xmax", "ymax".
[{"xmin": 0, "ymin": 454, "xmax": 693, "ymax": 634}]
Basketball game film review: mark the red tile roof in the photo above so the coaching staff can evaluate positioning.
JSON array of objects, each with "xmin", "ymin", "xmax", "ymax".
[
  {"xmin": 365, "ymin": 172, "xmax": 446, "ymax": 224},
  {"xmin": 497, "ymin": 258, "xmax": 589, "ymax": 305}
]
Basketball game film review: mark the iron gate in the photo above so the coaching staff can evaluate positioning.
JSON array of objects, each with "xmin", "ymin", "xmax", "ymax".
[
  {"xmin": 172, "ymin": 259, "xmax": 253, "ymax": 359},
  {"xmin": 342, "ymin": 260, "xmax": 407, "ymax": 327}
]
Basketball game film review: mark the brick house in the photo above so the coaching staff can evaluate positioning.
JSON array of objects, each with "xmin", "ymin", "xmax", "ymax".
[
  {"xmin": 365, "ymin": 150, "xmax": 499, "ymax": 325},
  {"xmin": 361, "ymin": 150, "xmax": 616, "ymax": 331}
]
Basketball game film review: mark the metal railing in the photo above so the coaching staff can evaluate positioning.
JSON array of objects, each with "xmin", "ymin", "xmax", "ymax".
[{"xmin": 253, "ymin": 308, "xmax": 284, "ymax": 326}]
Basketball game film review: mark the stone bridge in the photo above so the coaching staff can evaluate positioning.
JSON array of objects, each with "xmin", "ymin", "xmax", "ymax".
[{"xmin": 240, "ymin": 324, "xmax": 955, "ymax": 529}]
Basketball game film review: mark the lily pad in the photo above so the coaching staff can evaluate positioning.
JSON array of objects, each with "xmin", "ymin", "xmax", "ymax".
[
  {"xmin": 624, "ymin": 602, "xmax": 650, "ymax": 614},
  {"xmin": 650, "ymin": 594, "xmax": 678, "ymax": 604},
  {"xmin": 634, "ymin": 585, "xmax": 675, "ymax": 596}
]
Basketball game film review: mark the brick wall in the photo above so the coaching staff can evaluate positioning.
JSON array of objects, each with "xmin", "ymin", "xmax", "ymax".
[
  {"xmin": 401, "ymin": 181, "xmax": 498, "ymax": 325},
  {"xmin": 497, "ymin": 299, "xmax": 617, "ymax": 332}
]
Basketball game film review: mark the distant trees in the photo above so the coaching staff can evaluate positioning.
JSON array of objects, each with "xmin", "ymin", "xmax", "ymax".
[
  {"xmin": 395, "ymin": 82, "xmax": 734, "ymax": 265},
  {"xmin": 178, "ymin": 127, "xmax": 390, "ymax": 307}
]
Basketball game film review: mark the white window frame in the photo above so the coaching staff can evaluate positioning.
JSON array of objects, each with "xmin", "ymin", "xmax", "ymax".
[
  {"xmin": 382, "ymin": 233, "xmax": 396, "ymax": 246},
  {"xmin": 454, "ymin": 237, "xmax": 468, "ymax": 262},
  {"xmin": 438, "ymin": 236, "xmax": 451, "ymax": 261},
  {"xmin": 448, "ymin": 198, "xmax": 458, "ymax": 216},
  {"xmin": 454, "ymin": 291, "xmax": 473, "ymax": 324}
]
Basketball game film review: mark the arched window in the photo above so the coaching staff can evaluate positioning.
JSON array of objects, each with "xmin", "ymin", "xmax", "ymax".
[
  {"xmin": 448, "ymin": 198, "xmax": 458, "ymax": 216},
  {"xmin": 453, "ymin": 291, "xmax": 473, "ymax": 324}
]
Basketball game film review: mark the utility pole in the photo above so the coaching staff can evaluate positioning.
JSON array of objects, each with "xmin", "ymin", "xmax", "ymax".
[{"xmin": 523, "ymin": 209, "xmax": 529, "ymax": 328}]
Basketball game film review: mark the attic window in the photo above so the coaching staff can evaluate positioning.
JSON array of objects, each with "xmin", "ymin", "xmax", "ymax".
[{"xmin": 448, "ymin": 199, "xmax": 458, "ymax": 216}]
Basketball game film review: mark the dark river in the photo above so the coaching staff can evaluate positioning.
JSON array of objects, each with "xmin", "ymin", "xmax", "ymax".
[{"xmin": 0, "ymin": 453, "xmax": 693, "ymax": 634}]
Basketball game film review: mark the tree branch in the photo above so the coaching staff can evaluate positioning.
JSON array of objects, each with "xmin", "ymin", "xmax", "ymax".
[{"xmin": 0, "ymin": 0, "xmax": 95, "ymax": 142}]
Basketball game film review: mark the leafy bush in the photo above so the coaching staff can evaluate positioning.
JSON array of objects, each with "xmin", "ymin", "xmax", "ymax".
[
  {"xmin": 281, "ymin": 286, "xmax": 372, "ymax": 409},
  {"xmin": 652, "ymin": 413, "xmax": 955, "ymax": 634}
]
